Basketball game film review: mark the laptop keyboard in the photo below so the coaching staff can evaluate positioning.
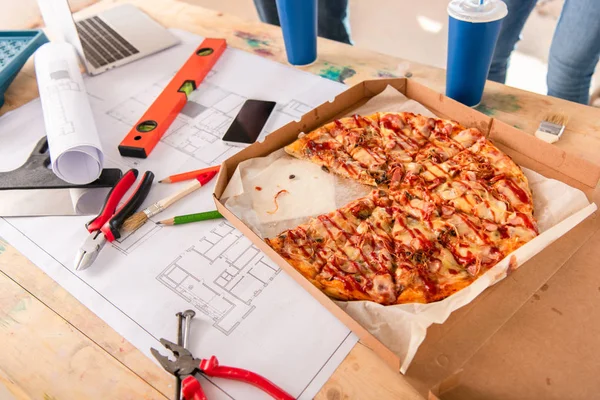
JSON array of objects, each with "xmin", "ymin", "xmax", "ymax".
[{"xmin": 75, "ymin": 16, "xmax": 139, "ymax": 69}]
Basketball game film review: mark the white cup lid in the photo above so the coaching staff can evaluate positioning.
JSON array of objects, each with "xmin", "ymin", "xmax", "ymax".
[{"xmin": 448, "ymin": 0, "xmax": 508, "ymax": 23}]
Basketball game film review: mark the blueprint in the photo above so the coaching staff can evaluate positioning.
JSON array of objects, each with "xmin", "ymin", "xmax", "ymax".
[{"xmin": 0, "ymin": 30, "xmax": 357, "ymax": 399}]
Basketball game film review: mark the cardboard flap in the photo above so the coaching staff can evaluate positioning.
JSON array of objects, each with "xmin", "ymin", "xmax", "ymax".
[{"xmin": 490, "ymin": 119, "xmax": 600, "ymax": 190}]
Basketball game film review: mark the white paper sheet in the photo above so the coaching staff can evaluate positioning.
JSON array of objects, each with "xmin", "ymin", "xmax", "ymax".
[
  {"xmin": 0, "ymin": 30, "xmax": 358, "ymax": 399},
  {"xmin": 221, "ymin": 86, "xmax": 597, "ymax": 373},
  {"xmin": 35, "ymin": 42, "xmax": 103, "ymax": 184}
]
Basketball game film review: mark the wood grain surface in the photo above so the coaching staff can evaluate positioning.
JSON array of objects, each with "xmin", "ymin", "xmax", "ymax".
[{"xmin": 1, "ymin": 0, "xmax": 599, "ymax": 399}]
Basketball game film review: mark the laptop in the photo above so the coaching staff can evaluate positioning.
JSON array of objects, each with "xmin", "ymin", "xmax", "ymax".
[{"xmin": 36, "ymin": 1, "xmax": 180, "ymax": 75}]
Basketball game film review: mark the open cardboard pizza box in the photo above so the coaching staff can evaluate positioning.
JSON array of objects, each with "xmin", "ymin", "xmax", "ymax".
[{"xmin": 213, "ymin": 78, "xmax": 600, "ymax": 399}]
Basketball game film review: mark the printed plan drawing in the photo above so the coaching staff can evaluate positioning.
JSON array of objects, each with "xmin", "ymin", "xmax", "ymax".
[
  {"xmin": 107, "ymin": 70, "xmax": 314, "ymax": 169},
  {"xmin": 43, "ymin": 63, "xmax": 81, "ymax": 136},
  {"xmin": 0, "ymin": 30, "xmax": 357, "ymax": 400},
  {"xmin": 158, "ymin": 221, "xmax": 279, "ymax": 335}
]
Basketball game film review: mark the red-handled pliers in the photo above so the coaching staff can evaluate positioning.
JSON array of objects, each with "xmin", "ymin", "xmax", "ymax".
[
  {"xmin": 151, "ymin": 338, "xmax": 295, "ymax": 400},
  {"xmin": 74, "ymin": 169, "xmax": 154, "ymax": 271}
]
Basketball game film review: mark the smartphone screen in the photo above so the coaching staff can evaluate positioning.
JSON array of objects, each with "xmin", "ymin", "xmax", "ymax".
[{"xmin": 222, "ymin": 99, "xmax": 276, "ymax": 146}]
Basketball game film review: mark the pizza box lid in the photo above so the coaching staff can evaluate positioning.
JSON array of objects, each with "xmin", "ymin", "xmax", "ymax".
[{"xmin": 213, "ymin": 77, "xmax": 600, "ymax": 398}]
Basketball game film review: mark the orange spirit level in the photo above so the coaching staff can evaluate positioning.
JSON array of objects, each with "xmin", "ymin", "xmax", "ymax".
[{"xmin": 118, "ymin": 38, "xmax": 227, "ymax": 158}]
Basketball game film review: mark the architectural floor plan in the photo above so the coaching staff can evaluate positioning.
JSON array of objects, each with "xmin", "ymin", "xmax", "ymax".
[{"xmin": 158, "ymin": 220, "xmax": 279, "ymax": 335}]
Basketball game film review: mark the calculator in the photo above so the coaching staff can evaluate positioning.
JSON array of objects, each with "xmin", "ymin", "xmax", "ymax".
[{"xmin": 0, "ymin": 30, "xmax": 48, "ymax": 108}]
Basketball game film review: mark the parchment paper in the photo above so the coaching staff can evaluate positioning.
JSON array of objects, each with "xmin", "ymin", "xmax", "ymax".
[{"xmin": 222, "ymin": 86, "xmax": 597, "ymax": 372}]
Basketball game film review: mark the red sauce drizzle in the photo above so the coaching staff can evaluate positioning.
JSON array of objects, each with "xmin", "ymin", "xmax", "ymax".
[
  {"xmin": 370, "ymin": 251, "xmax": 386, "ymax": 271},
  {"xmin": 353, "ymin": 114, "xmax": 363, "ymax": 127},
  {"xmin": 464, "ymin": 193, "xmax": 476, "ymax": 207},
  {"xmin": 339, "ymin": 162, "xmax": 357, "ymax": 175},
  {"xmin": 255, "ymin": 186, "xmax": 262, "ymax": 191},
  {"xmin": 483, "ymin": 199, "xmax": 497, "ymax": 221},
  {"xmin": 516, "ymin": 212, "xmax": 537, "ymax": 232},
  {"xmin": 320, "ymin": 215, "xmax": 349, "ymax": 240},
  {"xmin": 382, "ymin": 119, "xmax": 398, "ymax": 133},
  {"xmin": 315, "ymin": 249, "xmax": 328, "ymax": 264},
  {"xmin": 368, "ymin": 221, "xmax": 394, "ymax": 253},
  {"xmin": 318, "ymin": 217, "xmax": 338, "ymax": 242},
  {"xmin": 451, "ymin": 247, "xmax": 476, "ymax": 266},
  {"xmin": 498, "ymin": 226, "xmax": 510, "ymax": 239},
  {"xmin": 428, "ymin": 163, "xmax": 447, "ymax": 178},
  {"xmin": 336, "ymin": 210, "xmax": 349, "ymax": 222},
  {"xmin": 418, "ymin": 271, "xmax": 438, "ymax": 297},
  {"xmin": 393, "ymin": 136, "xmax": 412, "ymax": 151},
  {"xmin": 361, "ymin": 147, "xmax": 380, "ymax": 163},
  {"xmin": 456, "ymin": 213, "xmax": 489, "ymax": 244},
  {"xmin": 395, "ymin": 216, "xmax": 416, "ymax": 239},
  {"xmin": 402, "ymin": 134, "xmax": 420, "ymax": 149},
  {"xmin": 396, "ymin": 216, "xmax": 434, "ymax": 250},
  {"xmin": 307, "ymin": 140, "xmax": 334, "ymax": 153},
  {"xmin": 287, "ymin": 229, "xmax": 310, "ymax": 258},
  {"xmin": 382, "ymin": 117, "xmax": 419, "ymax": 149},
  {"xmin": 503, "ymin": 179, "xmax": 530, "ymax": 203},
  {"xmin": 339, "ymin": 276, "xmax": 358, "ymax": 292},
  {"xmin": 266, "ymin": 189, "xmax": 289, "ymax": 214}
]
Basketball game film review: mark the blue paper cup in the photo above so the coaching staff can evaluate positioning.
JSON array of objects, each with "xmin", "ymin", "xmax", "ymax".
[
  {"xmin": 276, "ymin": 0, "xmax": 317, "ymax": 66},
  {"xmin": 446, "ymin": 0, "xmax": 507, "ymax": 107}
]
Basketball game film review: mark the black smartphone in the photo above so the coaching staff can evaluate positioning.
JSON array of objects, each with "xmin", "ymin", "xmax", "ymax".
[{"xmin": 222, "ymin": 99, "xmax": 277, "ymax": 147}]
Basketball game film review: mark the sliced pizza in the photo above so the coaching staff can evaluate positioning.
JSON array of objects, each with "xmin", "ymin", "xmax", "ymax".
[{"xmin": 269, "ymin": 112, "xmax": 538, "ymax": 305}]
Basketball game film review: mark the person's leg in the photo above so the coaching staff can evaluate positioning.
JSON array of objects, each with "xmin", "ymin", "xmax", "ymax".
[
  {"xmin": 253, "ymin": 0, "xmax": 352, "ymax": 44},
  {"xmin": 488, "ymin": 0, "xmax": 538, "ymax": 83},
  {"xmin": 547, "ymin": 0, "xmax": 600, "ymax": 104},
  {"xmin": 318, "ymin": 0, "xmax": 352, "ymax": 45},
  {"xmin": 253, "ymin": 0, "xmax": 280, "ymax": 25}
]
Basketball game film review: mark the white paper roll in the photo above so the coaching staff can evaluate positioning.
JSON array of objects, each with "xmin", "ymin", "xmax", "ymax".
[{"xmin": 35, "ymin": 42, "xmax": 104, "ymax": 184}]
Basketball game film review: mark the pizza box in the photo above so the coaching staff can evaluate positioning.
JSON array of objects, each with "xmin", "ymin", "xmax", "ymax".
[{"xmin": 213, "ymin": 78, "xmax": 600, "ymax": 398}]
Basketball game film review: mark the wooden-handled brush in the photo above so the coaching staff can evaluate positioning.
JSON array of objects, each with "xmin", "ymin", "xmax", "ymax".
[{"xmin": 122, "ymin": 170, "xmax": 218, "ymax": 232}]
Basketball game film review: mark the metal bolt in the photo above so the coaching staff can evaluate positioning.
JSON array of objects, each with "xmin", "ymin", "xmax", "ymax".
[
  {"xmin": 182, "ymin": 309, "xmax": 196, "ymax": 349},
  {"xmin": 175, "ymin": 312, "xmax": 184, "ymax": 400},
  {"xmin": 176, "ymin": 312, "xmax": 184, "ymax": 346}
]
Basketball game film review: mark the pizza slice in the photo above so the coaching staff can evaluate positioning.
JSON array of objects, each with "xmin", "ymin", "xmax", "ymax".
[
  {"xmin": 377, "ymin": 112, "xmax": 421, "ymax": 165},
  {"xmin": 266, "ymin": 192, "xmax": 381, "ymax": 301},
  {"xmin": 469, "ymin": 137, "xmax": 535, "ymax": 216},
  {"xmin": 413, "ymin": 141, "xmax": 536, "ymax": 230},
  {"xmin": 328, "ymin": 115, "xmax": 390, "ymax": 184},
  {"xmin": 391, "ymin": 210, "xmax": 474, "ymax": 303},
  {"xmin": 391, "ymin": 178, "xmax": 537, "ymax": 257},
  {"xmin": 284, "ymin": 126, "xmax": 377, "ymax": 186}
]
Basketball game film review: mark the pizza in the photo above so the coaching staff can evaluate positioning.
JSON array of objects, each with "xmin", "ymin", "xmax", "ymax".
[{"xmin": 266, "ymin": 112, "xmax": 538, "ymax": 304}]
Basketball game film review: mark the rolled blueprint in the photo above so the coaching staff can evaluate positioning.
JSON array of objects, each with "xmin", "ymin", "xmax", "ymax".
[{"xmin": 35, "ymin": 42, "xmax": 103, "ymax": 184}]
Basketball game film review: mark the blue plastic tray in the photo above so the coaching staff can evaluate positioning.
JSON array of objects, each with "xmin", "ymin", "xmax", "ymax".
[{"xmin": 0, "ymin": 30, "xmax": 48, "ymax": 108}]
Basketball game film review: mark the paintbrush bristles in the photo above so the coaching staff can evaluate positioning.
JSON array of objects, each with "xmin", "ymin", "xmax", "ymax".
[
  {"xmin": 122, "ymin": 211, "xmax": 149, "ymax": 232},
  {"xmin": 543, "ymin": 112, "xmax": 569, "ymax": 126}
]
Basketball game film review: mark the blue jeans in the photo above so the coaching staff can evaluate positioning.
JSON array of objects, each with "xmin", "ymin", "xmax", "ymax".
[
  {"xmin": 252, "ymin": 0, "xmax": 352, "ymax": 45},
  {"xmin": 488, "ymin": 0, "xmax": 600, "ymax": 104}
]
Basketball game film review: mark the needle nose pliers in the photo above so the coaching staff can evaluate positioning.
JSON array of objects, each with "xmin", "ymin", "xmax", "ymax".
[{"xmin": 151, "ymin": 338, "xmax": 295, "ymax": 400}]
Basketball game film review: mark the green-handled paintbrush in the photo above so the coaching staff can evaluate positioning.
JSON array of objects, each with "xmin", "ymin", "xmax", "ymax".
[{"xmin": 157, "ymin": 210, "xmax": 223, "ymax": 226}]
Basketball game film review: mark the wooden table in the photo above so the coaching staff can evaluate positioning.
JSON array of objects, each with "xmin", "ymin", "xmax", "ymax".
[{"xmin": 2, "ymin": 1, "xmax": 600, "ymax": 399}]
